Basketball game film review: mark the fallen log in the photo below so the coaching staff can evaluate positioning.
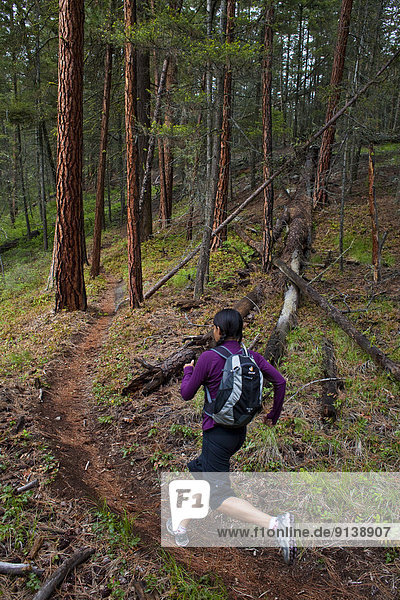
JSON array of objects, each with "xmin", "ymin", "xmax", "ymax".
[
  {"xmin": 0, "ymin": 230, "xmax": 40, "ymax": 253},
  {"xmin": 265, "ymin": 251, "xmax": 301, "ymax": 366},
  {"xmin": 265, "ymin": 191, "xmax": 311, "ymax": 365},
  {"xmin": 235, "ymin": 193, "xmax": 310, "ymax": 367},
  {"xmin": 32, "ymin": 548, "xmax": 95, "ymax": 600},
  {"xmin": 320, "ymin": 338, "xmax": 344, "ymax": 421},
  {"xmin": 234, "ymin": 206, "xmax": 290, "ymax": 257},
  {"xmin": 0, "ymin": 561, "xmax": 43, "ymax": 577},
  {"xmin": 122, "ymin": 285, "xmax": 265, "ymax": 396},
  {"xmin": 273, "ymin": 257, "xmax": 400, "ymax": 382}
]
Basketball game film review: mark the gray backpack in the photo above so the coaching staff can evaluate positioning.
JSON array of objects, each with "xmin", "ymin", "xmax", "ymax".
[{"xmin": 204, "ymin": 345, "xmax": 263, "ymax": 428}]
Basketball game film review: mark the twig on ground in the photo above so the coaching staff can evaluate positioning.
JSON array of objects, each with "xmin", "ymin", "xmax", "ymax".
[
  {"xmin": 15, "ymin": 479, "xmax": 39, "ymax": 495},
  {"xmin": 32, "ymin": 548, "xmax": 95, "ymax": 600},
  {"xmin": 309, "ymin": 241, "xmax": 354, "ymax": 285},
  {"xmin": 287, "ymin": 378, "xmax": 342, "ymax": 402},
  {"xmin": 0, "ymin": 561, "xmax": 43, "ymax": 576},
  {"xmin": 184, "ymin": 314, "xmax": 209, "ymax": 328}
]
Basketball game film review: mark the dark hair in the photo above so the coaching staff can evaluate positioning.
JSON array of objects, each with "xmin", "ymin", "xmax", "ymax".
[{"xmin": 213, "ymin": 309, "xmax": 243, "ymax": 345}]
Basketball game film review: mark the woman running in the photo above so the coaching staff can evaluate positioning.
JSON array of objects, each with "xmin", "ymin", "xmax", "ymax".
[{"xmin": 167, "ymin": 308, "xmax": 296, "ymax": 564}]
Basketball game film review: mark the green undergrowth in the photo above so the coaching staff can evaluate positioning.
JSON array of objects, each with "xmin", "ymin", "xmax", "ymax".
[
  {"xmin": 146, "ymin": 551, "xmax": 227, "ymax": 599},
  {"xmin": 92, "ymin": 502, "xmax": 140, "ymax": 552}
]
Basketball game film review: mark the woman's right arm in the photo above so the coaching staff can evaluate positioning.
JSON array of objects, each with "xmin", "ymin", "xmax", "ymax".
[{"xmin": 180, "ymin": 351, "xmax": 211, "ymax": 400}]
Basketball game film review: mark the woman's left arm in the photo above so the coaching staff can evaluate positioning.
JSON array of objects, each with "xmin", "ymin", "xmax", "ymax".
[{"xmin": 251, "ymin": 352, "xmax": 286, "ymax": 425}]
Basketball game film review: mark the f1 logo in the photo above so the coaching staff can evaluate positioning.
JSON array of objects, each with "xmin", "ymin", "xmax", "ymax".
[{"xmin": 169, "ymin": 479, "xmax": 210, "ymax": 531}]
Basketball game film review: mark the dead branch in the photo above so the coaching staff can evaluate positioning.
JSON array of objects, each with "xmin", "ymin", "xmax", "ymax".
[
  {"xmin": 0, "ymin": 561, "xmax": 43, "ymax": 576},
  {"xmin": 15, "ymin": 479, "xmax": 39, "ymax": 495},
  {"xmin": 273, "ymin": 257, "xmax": 400, "ymax": 382},
  {"xmin": 32, "ymin": 548, "xmax": 95, "ymax": 600},
  {"xmin": 122, "ymin": 285, "xmax": 265, "ymax": 396}
]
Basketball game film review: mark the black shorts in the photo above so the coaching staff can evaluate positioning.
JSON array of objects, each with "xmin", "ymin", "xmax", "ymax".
[{"xmin": 187, "ymin": 425, "xmax": 246, "ymax": 509}]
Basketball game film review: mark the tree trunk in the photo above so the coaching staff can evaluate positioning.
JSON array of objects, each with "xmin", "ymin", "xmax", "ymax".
[
  {"xmin": 211, "ymin": 0, "xmax": 235, "ymax": 251},
  {"xmin": 124, "ymin": 0, "xmax": 143, "ymax": 308},
  {"xmin": 261, "ymin": 1, "xmax": 274, "ymax": 271},
  {"xmin": 163, "ymin": 57, "xmax": 175, "ymax": 225},
  {"xmin": 16, "ymin": 124, "xmax": 31, "ymax": 238},
  {"xmin": 139, "ymin": 55, "xmax": 169, "ymax": 215},
  {"xmin": 54, "ymin": 0, "xmax": 87, "ymax": 312},
  {"xmin": 11, "ymin": 129, "xmax": 18, "ymax": 226},
  {"xmin": 320, "ymin": 338, "xmax": 343, "ymax": 421},
  {"xmin": 339, "ymin": 137, "xmax": 348, "ymax": 271},
  {"xmin": 273, "ymin": 257, "xmax": 400, "ymax": 382},
  {"xmin": 41, "ymin": 121, "xmax": 57, "ymax": 189},
  {"xmin": 313, "ymin": 0, "xmax": 353, "ymax": 208},
  {"xmin": 368, "ymin": 143, "xmax": 381, "ymax": 282},
  {"xmin": 293, "ymin": 3, "xmax": 303, "ymax": 140},
  {"xmin": 38, "ymin": 125, "xmax": 48, "ymax": 251},
  {"xmin": 91, "ymin": 42, "xmax": 113, "ymax": 278},
  {"xmin": 137, "ymin": 46, "xmax": 152, "ymax": 240},
  {"xmin": 193, "ymin": 0, "xmax": 218, "ymax": 298},
  {"xmin": 264, "ymin": 252, "xmax": 301, "ymax": 366},
  {"xmin": 264, "ymin": 188, "xmax": 311, "ymax": 365}
]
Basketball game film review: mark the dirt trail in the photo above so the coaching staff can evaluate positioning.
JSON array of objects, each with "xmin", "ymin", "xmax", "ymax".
[
  {"xmin": 36, "ymin": 278, "xmax": 393, "ymax": 600},
  {"xmin": 38, "ymin": 278, "xmax": 127, "ymax": 505}
]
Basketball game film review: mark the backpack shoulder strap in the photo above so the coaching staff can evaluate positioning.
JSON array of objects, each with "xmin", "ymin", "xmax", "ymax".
[{"xmin": 210, "ymin": 345, "xmax": 233, "ymax": 360}]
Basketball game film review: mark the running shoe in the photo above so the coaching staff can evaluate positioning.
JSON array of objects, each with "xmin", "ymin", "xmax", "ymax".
[
  {"xmin": 275, "ymin": 512, "xmax": 296, "ymax": 565},
  {"xmin": 166, "ymin": 518, "xmax": 189, "ymax": 547}
]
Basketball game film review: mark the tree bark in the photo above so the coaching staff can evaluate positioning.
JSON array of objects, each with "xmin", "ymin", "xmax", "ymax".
[
  {"xmin": 211, "ymin": 0, "xmax": 235, "ymax": 251},
  {"xmin": 124, "ymin": 0, "xmax": 143, "ymax": 308},
  {"xmin": 273, "ymin": 257, "xmax": 400, "ymax": 381},
  {"xmin": 264, "ymin": 252, "xmax": 301, "ymax": 366},
  {"xmin": 264, "ymin": 189, "xmax": 311, "ymax": 365},
  {"xmin": 54, "ymin": 0, "xmax": 87, "ymax": 312},
  {"xmin": 91, "ymin": 41, "xmax": 113, "ymax": 278},
  {"xmin": 261, "ymin": 1, "xmax": 274, "ymax": 271},
  {"xmin": 0, "ymin": 561, "xmax": 43, "ymax": 577},
  {"xmin": 313, "ymin": 0, "xmax": 353, "ymax": 208}
]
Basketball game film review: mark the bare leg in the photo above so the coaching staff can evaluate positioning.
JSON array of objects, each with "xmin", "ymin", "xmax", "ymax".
[
  {"xmin": 177, "ymin": 497, "xmax": 273, "ymax": 531},
  {"xmin": 217, "ymin": 496, "xmax": 273, "ymax": 528}
]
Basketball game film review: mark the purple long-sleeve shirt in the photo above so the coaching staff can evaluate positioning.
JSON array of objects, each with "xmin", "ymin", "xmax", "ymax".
[{"xmin": 181, "ymin": 340, "xmax": 286, "ymax": 430}]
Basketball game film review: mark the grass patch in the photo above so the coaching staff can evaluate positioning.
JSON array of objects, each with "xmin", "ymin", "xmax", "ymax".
[
  {"xmin": 145, "ymin": 551, "xmax": 227, "ymax": 599},
  {"xmin": 92, "ymin": 502, "xmax": 140, "ymax": 551}
]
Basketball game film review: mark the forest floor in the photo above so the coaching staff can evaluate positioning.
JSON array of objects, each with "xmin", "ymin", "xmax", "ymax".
[{"xmin": 1, "ymin": 150, "xmax": 400, "ymax": 599}]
